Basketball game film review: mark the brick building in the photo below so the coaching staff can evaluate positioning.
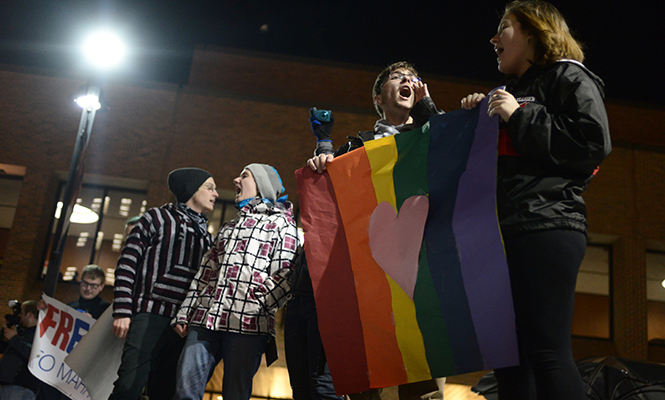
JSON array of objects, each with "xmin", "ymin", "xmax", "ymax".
[{"xmin": 1, "ymin": 46, "xmax": 665, "ymax": 392}]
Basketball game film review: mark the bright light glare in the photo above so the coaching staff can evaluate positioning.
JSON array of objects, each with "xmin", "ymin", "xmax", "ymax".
[
  {"xmin": 83, "ymin": 30, "xmax": 126, "ymax": 70},
  {"xmin": 75, "ymin": 94, "xmax": 101, "ymax": 110},
  {"xmin": 55, "ymin": 202, "xmax": 99, "ymax": 224}
]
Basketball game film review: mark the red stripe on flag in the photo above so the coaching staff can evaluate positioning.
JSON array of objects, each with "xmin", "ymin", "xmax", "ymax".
[{"xmin": 296, "ymin": 168, "xmax": 370, "ymax": 393}]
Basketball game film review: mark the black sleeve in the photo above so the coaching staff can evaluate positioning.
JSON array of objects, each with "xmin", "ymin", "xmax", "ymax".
[
  {"xmin": 507, "ymin": 65, "xmax": 611, "ymax": 175},
  {"xmin": 7, "ymin": 329, "xmax": 35, "ymax": 359},
  {"xmin": 410, "ymin": 96, "xmax": 444, "ymax": 127}
]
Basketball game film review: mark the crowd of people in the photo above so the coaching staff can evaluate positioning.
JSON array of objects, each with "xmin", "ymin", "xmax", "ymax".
[{"xmin": 1, "ymin": 1, "xmax": 611, "ymax": 399}]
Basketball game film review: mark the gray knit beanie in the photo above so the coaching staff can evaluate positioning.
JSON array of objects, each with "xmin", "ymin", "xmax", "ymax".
[
  {"xmin": 168, "ymin": 168, "xmax": 212, "ymax": 203},
  {"xmin": 244, "ymin": 163, "xmax": 285, "ymax": 203}
]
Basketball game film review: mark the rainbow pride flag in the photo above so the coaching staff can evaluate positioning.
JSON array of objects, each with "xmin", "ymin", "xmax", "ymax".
[{"xmin": 295, "ymin": 99, "xmax": 518, "ymax": 395}]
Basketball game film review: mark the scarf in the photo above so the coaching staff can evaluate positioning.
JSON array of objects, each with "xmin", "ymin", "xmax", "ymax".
[
  {"xmin": 373, "ymin": 119, "xmax": 418, "ymax": 139},
  {"xmin": 177, "ymin": 203, "xmax": 209, "ymax": 236}
]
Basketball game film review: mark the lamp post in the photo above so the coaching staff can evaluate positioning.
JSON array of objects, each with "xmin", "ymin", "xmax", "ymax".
[{"xmin": 43, "ymin": 30, "xmax": 125, "ymax": 297}]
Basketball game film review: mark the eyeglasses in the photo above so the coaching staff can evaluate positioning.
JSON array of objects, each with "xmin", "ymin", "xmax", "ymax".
[
  {"xmin": 387, "ymin": 72, "xmax": 418, "ymax": 82},
  {"xmin": 202, "ymin": 184, "xmax": 217, "ymax": 193},
  {"xmin": 379, "ymin": 72, "xmax": 420, "ymax": 92},
  {"xmin": 80, "ymin": 281, "xmax": 101, "ymax": 290}
]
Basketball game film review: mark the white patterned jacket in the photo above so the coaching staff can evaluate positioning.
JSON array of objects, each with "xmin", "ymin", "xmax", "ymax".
[{"xmin": 174, "ymin": 198, "xmax": 299, "ymax": 336}]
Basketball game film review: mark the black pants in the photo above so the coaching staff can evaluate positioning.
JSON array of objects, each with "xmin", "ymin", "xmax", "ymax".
[
  {"xmin": 495, "ymin": 229, "xmax": 586, "ymax": 400},
  {"xmin": 284, "ymin": 296, "xmax": 343, "ymax": 400},
  {"xmin": 108, "ymin": 313, "xmax": 185, "ymax": 400}
]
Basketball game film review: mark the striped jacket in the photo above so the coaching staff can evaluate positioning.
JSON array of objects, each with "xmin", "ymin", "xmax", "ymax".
[
  {"xmin": 174, "ymin": 199, "xmax": 299, "ymax": 336},
  {"xmin": 113, "ymin": 203, "xmax": 214, "ymax": 319}
]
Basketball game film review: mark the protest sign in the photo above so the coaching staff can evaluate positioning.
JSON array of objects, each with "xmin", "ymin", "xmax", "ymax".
[{"xmin": 28, "ymin": 294, "xmax": 95, "ymax": 399}]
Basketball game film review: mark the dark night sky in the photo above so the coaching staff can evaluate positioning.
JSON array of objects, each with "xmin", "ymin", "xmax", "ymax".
[{"xmin": 0, "ymin": 0, "xmax": 662, "ymax": 107}]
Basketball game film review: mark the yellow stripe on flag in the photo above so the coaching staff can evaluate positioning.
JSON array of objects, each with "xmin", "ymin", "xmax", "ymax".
[{"xmin": 364, "ymin": 137, "xmax": 431, "ymax": 382}]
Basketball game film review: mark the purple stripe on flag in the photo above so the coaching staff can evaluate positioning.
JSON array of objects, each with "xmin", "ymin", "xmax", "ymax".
[{"xmin": 451, "ymin": 96, "xmax": 519, "ymax": 369}]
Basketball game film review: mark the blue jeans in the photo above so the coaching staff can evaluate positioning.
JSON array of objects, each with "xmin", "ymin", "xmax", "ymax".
[
  {"xmin": 174, "ymin": 327, "xmax": 269, "ymax": 400},
  {"xmin": 0, "ymin": 385, "xmax": 37, "ymax": 400},
  {"xmin": 284, "ymin": 296, "xmax": 343, "ymax": 400}
]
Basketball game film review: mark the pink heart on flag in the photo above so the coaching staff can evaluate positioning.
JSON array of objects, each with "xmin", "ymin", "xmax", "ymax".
[{"xmin": 368, "ymin": 195, "xmax": 429, "ymax": 299}]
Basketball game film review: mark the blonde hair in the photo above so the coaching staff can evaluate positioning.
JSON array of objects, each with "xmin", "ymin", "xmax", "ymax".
[
  {"xmin": 504, "ymin": 0, "xmax": 584, "ymax": 66},
  {"xmin": 81, "ymin": 264, "xmax": 106, "ymax": 284}
]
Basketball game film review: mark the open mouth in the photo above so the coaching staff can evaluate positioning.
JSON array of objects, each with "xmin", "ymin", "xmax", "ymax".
[{"xmin": 399, "ymin": 86, "xmax": 412, "ymax": 99}]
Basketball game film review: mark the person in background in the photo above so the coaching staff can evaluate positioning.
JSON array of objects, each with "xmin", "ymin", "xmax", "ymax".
[
  {"xmin": 306, "ymin": 61, "xmax": 446, "ymax": 400},
  {"xmin": 108, "ymin": 168, "xmax": 217, "ymax": 400},
  {"xmin": 68, "ymin": 264, "xmax": 110, "ymax": 319},
  {"xmin": 0, "ymin": 300, "xmax": 41, "ymax": 400},
  {"xmin": 173, "ymin": 163, "xmax": 299, "ymax": 400},
  {"xmin": 461, "ymin": 1, "xmax": 611, "ymax": 399}
]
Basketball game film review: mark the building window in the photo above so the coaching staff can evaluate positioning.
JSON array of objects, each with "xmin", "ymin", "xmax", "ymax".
[
  {"xmin": 647, "ymin": 250, "xmax": 665, "ymax": 341},
  {"xmin": 43, "ymin": 182, "xmax": 148, "ymax": 285},
  {"xmin": 572, "ymin": 244, "xmax": 611, "ymax": 339}
]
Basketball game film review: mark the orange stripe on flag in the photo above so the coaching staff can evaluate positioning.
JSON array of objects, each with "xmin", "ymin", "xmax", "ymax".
[{"xmin": 328, "ymin": 148, "xmax": 408, "ymax": 387}]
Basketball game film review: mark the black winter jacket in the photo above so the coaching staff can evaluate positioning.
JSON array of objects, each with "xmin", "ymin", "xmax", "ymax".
[
  {"xmin": 0, "ymin": 326, "xmax": 41, "ymax": 393},
  {"xmin": 498, "ymin": 60, "xmax": 611, "ymax": 237},
  {"xmin": 69, "ymin": 295, "xmax": 110, "ymax": 320}
]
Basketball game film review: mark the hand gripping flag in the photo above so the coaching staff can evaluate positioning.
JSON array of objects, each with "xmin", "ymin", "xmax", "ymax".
[{"xmin": 296, "ymin": 98, "xmax": 519, "ymax": 395}]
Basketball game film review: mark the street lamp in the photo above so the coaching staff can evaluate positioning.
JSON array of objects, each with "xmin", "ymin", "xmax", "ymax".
[
  {"xmin": 43, "ymin": 30, "xmax": 125, "ymax": 297},
  {"xmin": 82, "ymin": 30, "xmax": 126, "ymax": 71}
]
